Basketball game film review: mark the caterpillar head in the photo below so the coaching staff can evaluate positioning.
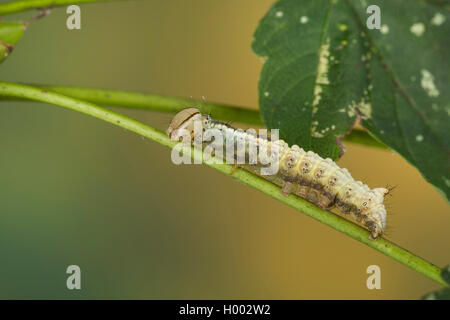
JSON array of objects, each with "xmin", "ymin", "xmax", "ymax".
[{"xmin": 167, "ymin": 108, "xmax": 210, "ymax": 141}]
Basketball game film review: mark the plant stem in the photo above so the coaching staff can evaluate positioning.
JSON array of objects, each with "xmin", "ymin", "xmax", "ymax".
[
  {"xmin": 0, "ymin": 0, "xmax": 122, "ymax": 15},
  {"xmin": 37, "ymin": 85, "xmax": 263, "ymax": 126},
  {"xmin": 0, "ymin": 81, "xmax": 445, "ymax": 286},
  {"xmin": 2, "ymin": 84, "xmax": 388, "ymax": 149}
]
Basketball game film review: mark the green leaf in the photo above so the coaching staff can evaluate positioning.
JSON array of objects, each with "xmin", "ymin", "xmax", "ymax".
[
  {"xmin": 351, "ymin": 0, "xmax": 450, "ymax": 200},
  {"xmin": 0, "ymin": 22, "xmax": 27, "ymax": 63},
  {"xmin": 441, "ymin": 265, "xmax": 450, "ymax": 284},
  {"xmin": 252, "ymin": 0, "xmax": 450, "ymax": 201},
  {"xmin": 422, "ymin": 288, "xmax": 450, "ymax": 300},
  {"xmin": 422, "ymin": 265, "xmax": 450, "ymax": 300},
  {"xmin": 253, "ymin": 0, "xmax": 368, "ymax": 159},
  {"xmin": 0, "ymin": 43, "xmax": 9, "ymax": 63}
]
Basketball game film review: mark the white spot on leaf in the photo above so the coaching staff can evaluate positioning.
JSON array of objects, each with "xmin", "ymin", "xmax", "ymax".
[
  {"xmin": 431, "ymin": 13, "xmax": 445, "ymax": 26},
  {"xmin": 410, "ymin": 23, "xmax": 425, "ymax": 36},
  {"xmin": 444, "ymin": 177, "xmax": 450, "ymax": 188},
  {"xmin": 380, "ymin": 25, "xmax": 389, "ymax": 34},
  {"xmin": 312, "ymin": 38, "xmax": 330, "ymax": 112},
  {"xmin": 420, "ymin": 69, "xmax": 440, "ymax": 97},
  {"xmin": 300, "ymin": 16, "xmax": 308, "ymax": 24},
  {"xmin": 275, "ymin": 11, "xmax": 283, "ymax": 18},
  {"xmin": 311, "ymin": 120, "xmax": 324, "ymax": 138},
  {"xmin": 416, "ymin": 134, "xmax": 424, "ymax": 142},
  {"xmin": 347, "ymin": 98, "xmax": 372, "ymax": 118}
]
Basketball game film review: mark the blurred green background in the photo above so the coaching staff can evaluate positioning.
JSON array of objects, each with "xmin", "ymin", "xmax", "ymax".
[{"xmin": 0, "ymin": 0, "xmax": 449, "ymax": 299}]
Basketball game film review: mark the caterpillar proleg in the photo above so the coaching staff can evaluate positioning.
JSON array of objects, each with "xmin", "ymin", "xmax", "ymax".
[{"xmin": 167, "ymin": 108, "xmax": 389, "ymax": 239}]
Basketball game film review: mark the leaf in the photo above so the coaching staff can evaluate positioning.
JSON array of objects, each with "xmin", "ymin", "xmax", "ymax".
[
  {"xmin": 0, "ymin": 43, "xmax": 10, "ymax": 64},
  {"xmin": 422, "ymin": 288, "xmax": 450, "ymax": 300},
  {"xmin": 350, "ymin": 0, "xmax": 450, "ymax": 201},
  {"xmin": 422, "ymin": 265, "xmax": 450, "ymax": 300},
  {"xmin": 252, "ymin": 0, "xmax": 450, "ymax": 201},
  {"xmin": 252, "ymin": 0, "xmax": 368, "ymax": 159},
  {"xmin": 442, "ymin": 265, "xmax": 450, "ymax": 284},
  {"xmin": 0, "ymin": 22, "xmax": 27, "ymax": 64}
]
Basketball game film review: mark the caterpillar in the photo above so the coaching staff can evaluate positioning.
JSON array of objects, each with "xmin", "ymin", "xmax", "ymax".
[{"xmin": 167, "ymin": 108, "xmax": 389, "ymax": 239}]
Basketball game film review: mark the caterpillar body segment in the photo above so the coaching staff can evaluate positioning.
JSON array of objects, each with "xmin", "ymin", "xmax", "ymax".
[{"xmin": 168, "ymin": 108, "xmax": 389, "ymax": 239}]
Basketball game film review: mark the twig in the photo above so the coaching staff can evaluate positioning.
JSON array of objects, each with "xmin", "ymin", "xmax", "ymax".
[
  {"xmin": 0, "ymin": 81, "xmax": 445, "ymax": 286},
  {"xmin": 0, "ymin": 0, "xmax": 122, "ymax": 16}
]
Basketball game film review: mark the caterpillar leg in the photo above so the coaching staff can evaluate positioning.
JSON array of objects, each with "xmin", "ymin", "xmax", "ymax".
[
  {"xmin": 281, "ymin": 181, "xmax": 296, "ymax": 197},
  {"xmin": 310, "ymin": 189, "xmax": 333, "ymax": 209},
  {"xmin": 297, "ymin": 186, "xmax": 333, "ymax": 209},
  {"xmin": 317, "ymin": 194, "xmax": 333, "ymax": 209},
  {"xmin": 297, "ymin": 185, "xmax": 308, "ymax": 198}
]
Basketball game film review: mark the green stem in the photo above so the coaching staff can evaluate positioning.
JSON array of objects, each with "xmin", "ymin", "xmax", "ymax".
[
  {"xmin": 3, "ymin": 84, "xmax": 387, "ymax": 149},
  {"xmin": 0, "ymin": 81, "xmax": 445, "ymax": 286},
  {"xmin": 36, "ymin": 85, "xmax": 264, "ymax": 126},
  {"xmin": 0, "ymin": 0, "xmax": 121, "ymax": 15}
]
